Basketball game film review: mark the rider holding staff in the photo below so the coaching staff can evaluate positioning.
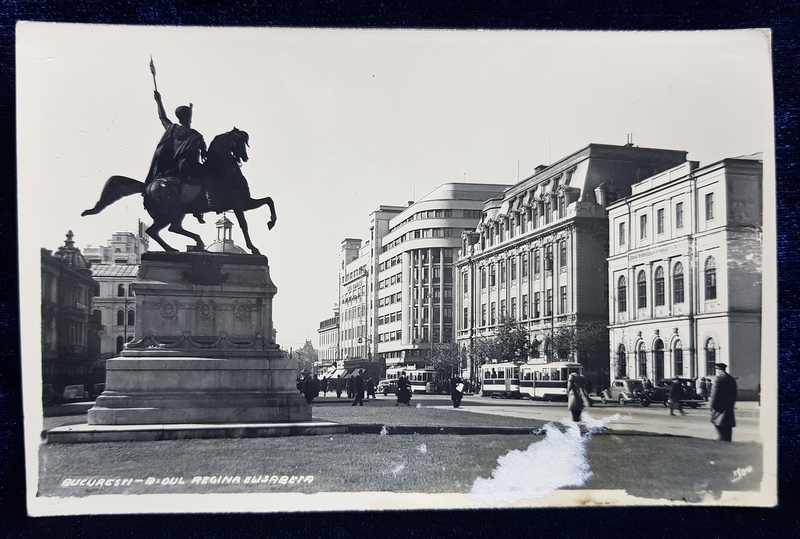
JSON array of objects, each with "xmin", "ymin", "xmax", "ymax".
[{"xmin": 148, "ymin": 91, "xmax": 207, "ymax": 222}]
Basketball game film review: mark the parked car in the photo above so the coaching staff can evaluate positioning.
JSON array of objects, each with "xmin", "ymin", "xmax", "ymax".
[
  {"xmin": 377, "ymin": 379, "xmax": 398, "ymax": 396},
  {"xmin": 61, "ymin": 384, "xmax": 89, "ymax": 402},
  {"xmin": 642, "ymin": 378, "xmax": 704, "ymax": 408},
  {"xmin": 601, "ymin": 379, "xmax": 645, "ymax": 405}
]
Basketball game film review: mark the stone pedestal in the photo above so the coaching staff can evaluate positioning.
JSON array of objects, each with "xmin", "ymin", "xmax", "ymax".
[{"xmin": 88, "ymin": 251, "xmax": 310, "ymax": 425}]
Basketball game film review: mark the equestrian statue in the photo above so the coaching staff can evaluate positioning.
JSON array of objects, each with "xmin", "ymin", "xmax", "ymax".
[{"xmin": 82, "ymin": 59, "xmax": 276, "ymax": 255}]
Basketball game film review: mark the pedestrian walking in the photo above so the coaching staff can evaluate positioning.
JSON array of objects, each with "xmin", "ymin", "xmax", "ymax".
[
  {"xmin": 321, "ymin": 377, "xmax": 328, "ymax": 396},
  {"xmin": 303, "ymin": 376, "xmax": 317, "ymax": 405},
  {"xmin": 396, "ymin": 374, "xmax": 411, "ymax": 406},
  {"xmin": 347, "ymin": 376, "xmax": 355, "ymax": 399},
  {"xmin": 450, "ymin": 376, "xmax": 464, "ymax": 408},
  {"xmin": 351, "ymin": 372, "xmax": 364, "ymax": 406},
  {"xmin": 699, "ymin": 377, "xmax": 709, "ymax": 401},
  {"xmin": 366, "ymin": 378, "xmax": 376, "ymax": 399},
  {"xmin": 335, "ymin": 374, "xmax": 343, "ymax": 398},
  {"xmin": 710, "ymin": 363, "xmax": 737, "ymax": 441},
  {"xmin": 668, "ymin": 377, "xmax": 685, "ymax": 416},
  {"xmin": 567, "ymin": 372, "xmax": 585, "ymax": 422}
]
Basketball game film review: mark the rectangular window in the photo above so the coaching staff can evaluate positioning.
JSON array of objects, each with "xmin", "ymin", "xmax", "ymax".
[
  {"xmin": 705, "ymin": 193, "xmax": 714, "ymax": 220},
  {"xmin": 463, "ymin": 272, "xmax": 469, "ymax": 295},
  {"xmin": 675, "ymin": 202, "xmax": 684, "ymax": 229},
  {"xmin": 522, "ymin": 253, "xmax": 528, "ymax": 278},
  {"xmin": 534, "ymin": 251, "xmax": 540, "ymax": 275},
  {"xmin": 500, "ymin": 261, "xmax": 506, "ymax": 286},
  {"xmin": 500, "ymin": 299, "xmax": 506, "ymax": 319},
  {"xmin": 481, "ymin": 305, "xmax": 487, "ymax": 326},
  {"xmin": 511, "ymin": 297, "xmax": 517, "ymax": 319},
  {"xmin": 534, "ymin": 292, "xmax": 540, "ymax": 318},
  {"xmin": 481, "ymin": 268, "xmax": 486, "ymax": 290},
  {"xmin": 522, "ymin": 295, "xmax": 529, "ymax": 320},
  {"xmin": 463, "ymin": 307, "xmax": 469, "ymax": 327},
  {"xmin": 559, "ymin": 285, "xmax": 567, "ymax": 314},
  {"xmin": 559, "ymin": 240, "xmax": 567, "ymax": 267},
  {"xmin": 619, "ymin": 222, "xmax": 626, "ymax": 246},
  {"xmin": 490, "ymin": 302, "xmax": 496, "ymax": 325},
  {"xmin": 510, "ymin": 258, "xmax": 517, "ymax": 281},
  {"xmin": 657, "ymin": 208, "xmax": 665, "ymax": 234},
  {"xmin": 489, "ymin": 265, "xmax": 496, "ymax": 287},
  {"xmin": 545, "ymin": 244, "xmax": 553, "ymax": 271},
  {"xmin": 640, "ymin": 214, "xmax": 648, "ymax": 239},
  {"xmin": 546, "ymin": 289, "xmax": 553, "ymax": 316}
]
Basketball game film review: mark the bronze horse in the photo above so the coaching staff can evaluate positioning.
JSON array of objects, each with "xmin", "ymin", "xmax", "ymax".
[{"xmin": 82, "ymin": 128, "xmax": 275, "ymax": 255}]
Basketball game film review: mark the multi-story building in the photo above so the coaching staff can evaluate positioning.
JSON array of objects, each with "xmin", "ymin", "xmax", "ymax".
[
  {"xmin": 375, "ymin": 184, "xmax": 509, "ymax": 368},
  {"xmin": 83, "ymin": 223, "xmax": 149, "ymax": 357},
  {"xmin": 607, "ymin": 154, "xmax": 762, "ymax": 399},
  {"xmin": 455, "ymin": 144, "xmax": 688, "ymax": 386},
  {"xmin": 41, "ymin": 231, "xmax": 101, "ymax": 394},
  {"xmin": 316, "ymin": 307, "xmax": 340, "ymax": 371}
]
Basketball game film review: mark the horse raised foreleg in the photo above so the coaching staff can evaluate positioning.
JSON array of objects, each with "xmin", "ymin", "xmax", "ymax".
[
  {"xmin": 82, "ymin": 175, "xmax": 144, "ymax": 216},
  {"xmin": 168, "ymin": 216, "xmax": 205, "ymax": 251},
  {"xmin": 242, "ymin": 196, "xmax": 277, "ymax": 230},
  {"xmin": 146, "ymin": 219, "xmax": 179, "ymax": 253},
  {"xmin": 233, "ymin": 209, "xmax": 261, "ymax": 255}
]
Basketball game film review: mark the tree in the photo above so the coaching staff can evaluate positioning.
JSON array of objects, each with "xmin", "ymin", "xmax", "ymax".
[
  {"xmin": 547, "ymin": 323, "xmax": 608, "ymax": 364},
  {"xmin": 428, "ymin": 341, "xmax": 461, "ymax": 379},
  {"xmin": 470, "ymin": 316, "xmax": 531, "ymax": 369},
  {"xmin": 294, "ymin": 339, "xmax": 318, "ymax": 375}
]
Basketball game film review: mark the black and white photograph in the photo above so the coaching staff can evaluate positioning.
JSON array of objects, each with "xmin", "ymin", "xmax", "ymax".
[{"xmin": 16, "ymin": 23, "xmax": 776, "ymax": 514}]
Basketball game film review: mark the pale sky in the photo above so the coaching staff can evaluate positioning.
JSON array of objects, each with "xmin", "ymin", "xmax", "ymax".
[{"xmin": 17, "ymin": 24, "xmax": 774, "ymax": 351}]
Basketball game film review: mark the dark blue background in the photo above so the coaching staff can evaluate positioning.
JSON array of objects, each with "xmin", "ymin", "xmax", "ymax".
[{"xmin": 1, "ymin": 1, "xmax": 797, "ymax": 536}]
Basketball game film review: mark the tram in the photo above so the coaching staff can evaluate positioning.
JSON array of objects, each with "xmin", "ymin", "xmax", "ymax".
[
  {"xmin": 519, "ymin": 361, "xmax": 584, "ymax": 400},
  {"xmin": 384, "ymin": 365, "xmax": 443, "ymax": 394},
  {"xmin": 479, "ymin": 362, "xmax": 521, "ymax": 398}
]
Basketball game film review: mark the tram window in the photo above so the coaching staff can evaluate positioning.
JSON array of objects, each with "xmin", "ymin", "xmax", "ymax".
[
  {"xmin": 513, "ymin": 368, "xmax": 519, "ymax": 378},
  {"xmin": 498, "ymin": 369, "xmax": 505, "ymax": 379}
]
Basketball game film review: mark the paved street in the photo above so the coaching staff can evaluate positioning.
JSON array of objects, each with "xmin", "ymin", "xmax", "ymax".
[{"xmin": 306, "ymin": 392, "xmax": 763, "ymax": 442}]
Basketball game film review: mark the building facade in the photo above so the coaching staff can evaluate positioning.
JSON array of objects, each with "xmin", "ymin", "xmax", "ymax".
[
  {"xmin": 607, "ymin": 154, "xmax": 762, "ymax": 399},
  {"xmin": 317, "ymin": 309, "xmax": 340, "ymax": 365},
  {"xmin": 83, "ymin": 224, "xmax": 149, "ymax": 357},
  {"xmin": 41, "ymin": 231, "xmax": 101, "ymax": 395},
  {"xmin": 455, "ymin": 144, "xmax": 689, "ymax": 386},
  {"xmin": 374, "ymin": 184, "xmax": 509, "ymax": 368}
]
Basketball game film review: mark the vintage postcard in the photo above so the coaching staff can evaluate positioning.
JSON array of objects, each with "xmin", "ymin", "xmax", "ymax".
[{"xmin": 17, "ymin": 23, "xmax": 777, "ymax": 514}]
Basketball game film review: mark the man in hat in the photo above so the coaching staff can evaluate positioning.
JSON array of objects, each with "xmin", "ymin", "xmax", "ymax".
[
  {"xmin": 148, "ymin": 91, "xmax": 207, "ymax": 222},
  {"xmin": 709, "ymin": 363, "xmax": 737, "ymax": 441}
]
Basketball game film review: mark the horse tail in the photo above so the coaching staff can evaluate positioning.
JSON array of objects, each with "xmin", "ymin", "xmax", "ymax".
[{"xmin": 81, "ymin": 175, "xmax": 144, "ymax": 216}]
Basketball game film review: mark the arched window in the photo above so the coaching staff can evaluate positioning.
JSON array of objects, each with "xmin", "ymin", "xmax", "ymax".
[
  {"xmin": 116, "ymin": 336, "xmax": 124, "ymax": 354},
  {"xmin": 618, "ymin": 276, "xmax": 627, "ymax": 313},
  {"xmin": 117, "ymin": 284, "xmax": 126, "ymax": 297},
  {"xmin": 637, "ymin": 270, "xmax": 647, "ymax": 309},
  {"xmin": 705, "ymin": 257, "xmax": 717, "ymax": 300},
  {"xmin": 673, "ymin": 262, "xmax": 684, "ymax": 304},
  {"xmin": 654, "ymin": 267, "xmax": 665, "ymax": 306},
  {"xmin": 128, "ymin": 284, "xmax": 135, "ymax": 296},
  {"xmin": 653, "ymin": 339, "xmax": 664, "ymax": 381},
  {"xmin": 117, "ymin": 309, "xmax": 125, "ymax": 326},
  {"xmin": 705, "ymin": 338, "xmax": 717, "ymax": 375},
  {"xmin": 127, "ymin": 309, "xmax": 135, "ymax": 326},
  {"xmin": 617, "ymin": 344, "xmax": 627, "ymax": 379},
  {"xmin": 637, "ymin": 343, "xmax": 647, "ymax": 379},
  {"xmin": 673, "ymin": 339, "xmax": 684, "ymax": 376}
]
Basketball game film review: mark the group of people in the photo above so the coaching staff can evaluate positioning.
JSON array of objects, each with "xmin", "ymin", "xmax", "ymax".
[
  {"xmin": 296, "ymin": 372, "xmax": 377, "ymax": 407},
  {"xmin": 568, "ymin": 363, "xmax": 739, "ymax": 442}
]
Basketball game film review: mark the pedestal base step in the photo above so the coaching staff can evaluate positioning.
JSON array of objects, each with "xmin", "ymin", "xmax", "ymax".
[{"xmin": 46, "ymin": 420, "xmax": 346, "ymax": 444}]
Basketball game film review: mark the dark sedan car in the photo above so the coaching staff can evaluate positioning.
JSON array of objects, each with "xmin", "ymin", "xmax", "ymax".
[{"xmin": 641, "ymin": 378, "xmax": 704, "ymax": 408}]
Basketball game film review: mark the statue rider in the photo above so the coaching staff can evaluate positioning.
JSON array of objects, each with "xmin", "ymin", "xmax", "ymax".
[{"xmin": 148, "ymin": 91, "xmax": 207, "ymax": 223}]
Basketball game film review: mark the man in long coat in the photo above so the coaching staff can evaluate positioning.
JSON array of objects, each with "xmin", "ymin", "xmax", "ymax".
[
  {"xmin": 567, "ymin": 372, "xmax": 585, "ymax": 422},
  {"xmin": 710, "ymin": 362, "xmax": 737, "ymax": 441},
  {"xmin": 351, "ymin": 372, "xmax": 365, "ymax": 406}
]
